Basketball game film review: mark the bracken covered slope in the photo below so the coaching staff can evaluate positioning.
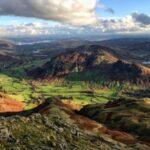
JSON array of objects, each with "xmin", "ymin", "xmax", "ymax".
[
  {"xmin": 0, "ymin": 93, "xmax": 24, "ymax": 113},
  {"xmin": 79, "ymin": 96, "xmax": 150, "ymax": 142},
  {"xmin": 28, "ymin": 45, "xmax": 150, "ymax": 84},
  {"xmin": 0, "ymin": 99, "xmax": 149, "ymax": 150}
]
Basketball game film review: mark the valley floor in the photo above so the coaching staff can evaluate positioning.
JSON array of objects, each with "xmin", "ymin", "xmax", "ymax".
[{"xmin": 0, "ymin": 39, "xmax": 150, "ymax": 149}]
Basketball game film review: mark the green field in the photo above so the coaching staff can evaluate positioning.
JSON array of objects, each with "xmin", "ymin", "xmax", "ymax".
[
  {"xmin": 0, "ymin": 73, "xmax": 32, "ymax": 102},
  {"xmin": 36, "ymin": 81, "xmax": 117, "ymax": 104},
  {"xmin": 0, "ymin": 60, "xmax": 141, "ymax": 110},
  {"xmin": 0, "ymin": 71, "xmax": 122, "ymax": 109}
]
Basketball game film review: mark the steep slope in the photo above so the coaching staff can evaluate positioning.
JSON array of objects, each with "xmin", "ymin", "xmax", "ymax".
[
  {"xmin": 99, "ymin": 38, "xmax": 150, "ymax": 66},
  {"xmin": 0, "ymin": 93, "xmax": 24, "ymax": 112},
  {"xmin": 0, "ymin": 99, "xmax": 149, "ymax": 149},
  {"xmin": 79, "ymin": 96, "xmax": 150, "ymax": 142},
  {"xmin": 0, "ymin": 41, "xmax": 21, "ymax": 70},
  {"xmin": 0, "ymin": 40, "xmax": 14, "ymax": 49},
  {"xmin": 108, "ymin": 60, "xmax": 150, "ymax": 82},
  {"xmin": 28, "ymin": 44, "xmax": 150, "ymax": 84},
  {"xmin": 28, "ymin": 45, "xmax": 119, "ymax": 78}
]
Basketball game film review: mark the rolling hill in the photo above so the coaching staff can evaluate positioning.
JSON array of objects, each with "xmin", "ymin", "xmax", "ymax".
[
  {"xmin": 0, "ymin": 38, "xmax": 150, "ymax": 149},
  {"xmin": 99, "ymin": 38, "xmax": 150, "ymax": 67},
  {"xmin": 28, "ymin": 44, "xmax": 150, "ymax": 84}
]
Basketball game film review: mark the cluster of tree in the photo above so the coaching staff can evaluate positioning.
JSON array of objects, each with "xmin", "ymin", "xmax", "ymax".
[{"xmin": 110, "ymin": 60, "xmax": 142, "ymax": 82}]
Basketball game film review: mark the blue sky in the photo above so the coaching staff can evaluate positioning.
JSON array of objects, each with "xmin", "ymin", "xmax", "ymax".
[
  {"xmin": 0, "ymin": 0, "xmax": 149, "ymax": 26},
  {"xmin": 0, "ymin": 0, "xmax": 150, "ymax": 37},
  {"xmin": 0, "ymin": 16, "xmax": 57, "ymax": 26},
  {"xmin": 96, "ymin": 0, "xmax": 150, "ymax": 17}
]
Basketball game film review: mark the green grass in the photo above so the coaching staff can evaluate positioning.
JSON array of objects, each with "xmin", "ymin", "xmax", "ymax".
[
  {"xmin": 2, "ymin": 58, "xmax": 50, "ymax": 78},
  {"xmin": 0, "ymin": 58, "xmax": 142, "ymax": 110},
  {"xmin": 0, "ymin": 73, "xmax": 32, "ymax": 102},
  {"xmin": 0, "ymin": 70, "xmax": 139, "ymax": 109},
  {"xmin": 36, "ymin": 81, "xmax": 118, "ymax": 105}
]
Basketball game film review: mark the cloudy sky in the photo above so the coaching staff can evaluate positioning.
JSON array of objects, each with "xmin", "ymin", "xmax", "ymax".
[{"xmin": 0, "ymin": 0, "xmax": 150, "ymax": 37}]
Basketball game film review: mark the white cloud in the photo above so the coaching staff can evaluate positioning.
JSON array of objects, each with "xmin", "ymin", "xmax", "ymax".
[
  {"xmin": 99, "ymin": 14, "xmax": 150, "ymax": 33},
  {"xmin": 0, "ymin": 23, "xmax": 51, "ymax": 37},
  {"xmin": 0, "ymin": 13, "xmax": 150, "ymax": 37},
  {"xmin": 0, "ymin": 26, "xmax": 7, "ymax": 36},
  {"xmin": 0, "ymin": 0, "xmax": 149, "ymax": 37},
  {"xmin": 0, "ymin": 0, "xmax": 98, "ymax": 26}
]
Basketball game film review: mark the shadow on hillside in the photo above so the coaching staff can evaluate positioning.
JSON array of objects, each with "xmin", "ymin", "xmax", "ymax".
[
  {"xmin": 64, "ymin": 63, "xmax": 110, "ymax": 84},
  {"xmin": 66, "ymin": 62, "xmax": 150, "ymax": 87},
  {"xmin": 124, "ymin": 89, "xmax": 150, "ymax": 99},
  {"xmin": 1, "ymin": 69, "xmax": 28, "ymax": 80},
  {"xmin": 0, "ymin": 99, "xmax": 52, "ymax": 117}
]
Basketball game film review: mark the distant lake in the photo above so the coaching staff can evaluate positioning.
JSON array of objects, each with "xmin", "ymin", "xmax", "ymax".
[{"xmin": 143, "ymin": 61, "xmax": 150, "ymax": 65}]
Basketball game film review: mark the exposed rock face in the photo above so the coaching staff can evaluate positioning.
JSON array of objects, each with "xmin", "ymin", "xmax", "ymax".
[{"xmin": 0, "ymin": 93, "xmax": 24, "ymax": 112}]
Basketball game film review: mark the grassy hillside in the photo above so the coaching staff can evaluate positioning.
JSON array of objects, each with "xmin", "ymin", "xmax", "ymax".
[
  {"xmin": 0, "ymin": 40, "xmax": 149, "ymax": 149},
  {"xmin": 1, "ymin": 43, "xmax": 149, "ymax": 110}
]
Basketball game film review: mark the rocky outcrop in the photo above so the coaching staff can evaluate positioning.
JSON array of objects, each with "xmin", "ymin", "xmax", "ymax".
[{"xmin": 0, "ymin": 99, "xmax": 149, "ymax": 149}]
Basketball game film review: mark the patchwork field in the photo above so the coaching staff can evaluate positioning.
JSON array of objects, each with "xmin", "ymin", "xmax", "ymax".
[
  {"xmin": 0, "ymin": 39, "xmax": 149, "ymax": 149},
  {"xmin": 0, "ymin": 69, "xmax": 143, "ymax": 111}
]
